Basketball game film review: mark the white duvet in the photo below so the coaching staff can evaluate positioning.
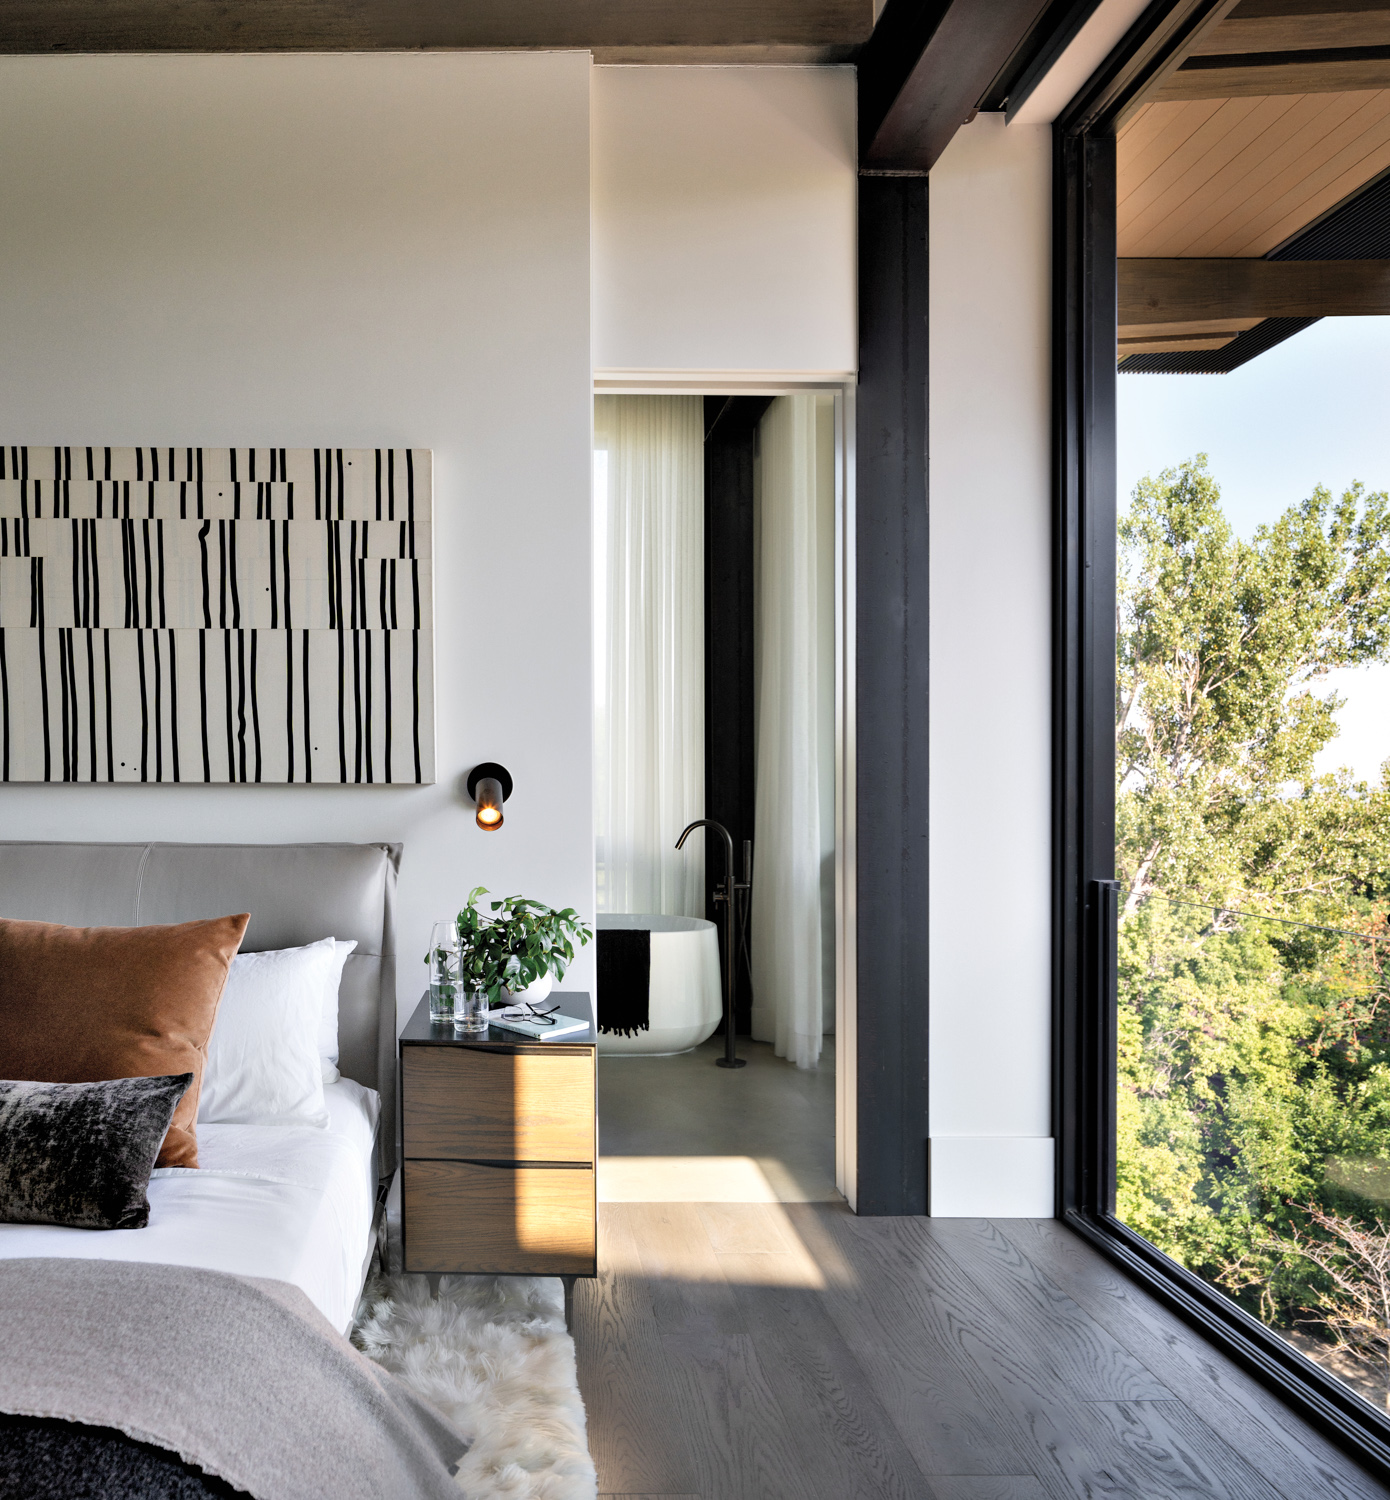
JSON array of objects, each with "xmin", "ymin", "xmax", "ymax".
[{"xmin": 0, "ymin": 1078, "xmax": 380, "ymax": 1333}]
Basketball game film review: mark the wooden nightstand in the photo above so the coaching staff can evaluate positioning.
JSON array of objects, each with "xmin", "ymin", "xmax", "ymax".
[{"xmin": 397, "ymin": 993, "xmax": 597, "ymax": 1296}]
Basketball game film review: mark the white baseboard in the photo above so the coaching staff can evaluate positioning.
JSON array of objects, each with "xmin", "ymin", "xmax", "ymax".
[{"xmin": 928, "ymin": 1136, "xmax": 1055, "ymax": 1217}]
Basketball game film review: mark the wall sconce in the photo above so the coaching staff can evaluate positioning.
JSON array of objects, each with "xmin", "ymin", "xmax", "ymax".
[{"xmin": 466, "ymin": 763, "xmax": 512, "ymax": 831}]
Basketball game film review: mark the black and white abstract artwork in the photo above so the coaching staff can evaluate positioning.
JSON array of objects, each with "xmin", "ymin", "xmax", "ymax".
[{"xmin": 0, "ymin": 446, "xmax": 435, "ymax": 784}]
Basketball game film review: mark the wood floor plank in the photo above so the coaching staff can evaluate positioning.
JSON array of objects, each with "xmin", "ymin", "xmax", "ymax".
[
  {"xmin": 929, "ymin": 1480, "xmax": 1048, "ymax": 1500},
  {"xmin": 1000, "ymin": 1217, "xmax": 1390, "ymax": 1500},
  {"xmin": 716, "ymin": 1255, "xmax": 939, "ymax": 1500},
  {"xmin": 796, "ymin": 1205, "xmax": 1065, "ymax": 1480},
  {"xmin": 1040, "ymin": 1399, "xmax": 1287, "ymax": 1500},
  {"xmin": 817, "ymin": 1212, "xmax": 1285, "ymax": 1499},
  {"xmin": 924, "ymin": 1218, "xmax": 1176, "ymax": 1403},
  {"xmin": 707, "ymin": 1204, "xmax": 833, "ymax": 1288},
  {"xmin": 575, "ymin": 1207, "xmax": 698, "ymax": 1497},
  {"xmin": 754, "ymin": 1197, "xmax": 859, "ymax": 1284},
  {"xmin": 924, "ymin": 1220, "xmax": 1314, "ymax": 1498},
  {"xmin": 660, "ymin": 1331, "xmax": 813, "ymax": 1500},
  {"xmin": 696, "ymin": 1202, "xmax": 795, "ymax": 1254},
  {"xmin": 628, "ymin": 1201, "xmax": 745, "ymax": 1338}
]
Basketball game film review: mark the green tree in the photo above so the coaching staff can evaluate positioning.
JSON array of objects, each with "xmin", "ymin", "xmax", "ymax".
[
  {"xmin": 1116, "ymin": 459, "xmax": 1390, "ymax": 1387},
  {"xmin": 1118, "ymin": 457, "xmax": 1390, "ymax": 921}
]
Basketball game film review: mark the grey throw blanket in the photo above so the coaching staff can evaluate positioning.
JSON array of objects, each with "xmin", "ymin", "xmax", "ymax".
[{"xmin": 0, "ymin": 1258, "xmax": 467, "ymax": 1500}]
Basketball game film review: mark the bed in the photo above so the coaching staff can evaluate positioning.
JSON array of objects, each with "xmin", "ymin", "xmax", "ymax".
[
  {"xmin": 0, "ymin": 841, "xmax": 463, "ymax": 1499},
  {"xmin": 0, "ymin": 1074, "xmax": 380, "ymax": 1334}
]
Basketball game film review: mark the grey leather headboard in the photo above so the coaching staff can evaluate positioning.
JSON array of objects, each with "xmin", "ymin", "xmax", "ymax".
[{"xmin": 0, "ymin": 840, "xmax": 399, "ymax": 1175}]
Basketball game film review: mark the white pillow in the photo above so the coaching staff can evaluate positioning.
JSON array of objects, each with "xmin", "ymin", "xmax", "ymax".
[
  {"xmin": 201, "ymin": 938, "xmax": 345, "ymax": 1127},
  {"xmin": 318, "ymin": 939, "xmax": 358, "ymax": 1085}
]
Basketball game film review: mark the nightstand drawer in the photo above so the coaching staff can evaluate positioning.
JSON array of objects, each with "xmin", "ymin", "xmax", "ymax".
[
  {"xmin": 402, "ymin": 1045, "xmax": 595, "ymax": 1164},
  {"xmin": 403, "ymin": 1161, "xmax": 596, "ymax": 1274}
]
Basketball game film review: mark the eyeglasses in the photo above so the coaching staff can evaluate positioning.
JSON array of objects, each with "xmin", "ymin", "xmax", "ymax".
[{"xmin": 498, "ymin": 1001, "xmax": 561, "ymax": 1026}]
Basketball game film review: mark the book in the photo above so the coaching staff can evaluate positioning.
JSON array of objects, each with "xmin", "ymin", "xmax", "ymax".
[{"xmin": 484, "ymin": 1006, "xmax": 591, "ymax": 1041}]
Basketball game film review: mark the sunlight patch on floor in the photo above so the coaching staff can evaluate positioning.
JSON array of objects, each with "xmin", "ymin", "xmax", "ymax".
[
  {"xmin": 597, "ymin": 1200, "xmax": 856, "ymax": 1289},
  {"xmin": 597, "ymin": 1154, "xmax": 841, "ymax": 1204}
]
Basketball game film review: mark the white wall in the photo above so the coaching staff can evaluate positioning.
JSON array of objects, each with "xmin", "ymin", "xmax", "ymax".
[
  {"xmin": 928, "ymin": 114, "xmax": 1055, "ymax": 1217},
  {"xmin": 0, "ymin": 53, "xmax": 597, "ymax": 1014},
  {"xmin": 592, "ymin": 66, "xmax": 857, "ymax": 379}
]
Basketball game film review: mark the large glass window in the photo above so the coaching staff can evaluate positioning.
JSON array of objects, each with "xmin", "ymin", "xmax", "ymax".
[
  {"xmin": 1056, "ymin": 0, "xmax": 1390, "ymax": 1456},
  {"xmin": 1114, "ymin": 328, "xmax": 1390, "ymax": 1408},
  {"xmin": 1119, "ymin": 895, "xmax": 1390, "ymax": 1405}
]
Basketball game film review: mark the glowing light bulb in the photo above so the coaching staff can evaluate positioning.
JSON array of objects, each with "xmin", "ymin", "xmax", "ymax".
[{"xmin": 475, "ymin": 776, "xmax": 505, "ymax": 831}]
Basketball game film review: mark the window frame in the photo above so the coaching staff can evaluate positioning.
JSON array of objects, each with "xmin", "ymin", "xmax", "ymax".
[{"xmin": 1051, "ymin": 1, "xmax": 1390, "ymax": 1476}]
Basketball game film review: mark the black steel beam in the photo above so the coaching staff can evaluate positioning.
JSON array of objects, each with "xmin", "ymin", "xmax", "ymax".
[{"xmin": 862, "ymin": 0, "xmax": 1053, "ymax": 172}]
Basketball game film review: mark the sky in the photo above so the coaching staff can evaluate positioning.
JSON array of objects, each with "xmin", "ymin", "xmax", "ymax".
[{"xmin": 1117, "ymin": 316, "xmax": 1390, "ymax": 786}]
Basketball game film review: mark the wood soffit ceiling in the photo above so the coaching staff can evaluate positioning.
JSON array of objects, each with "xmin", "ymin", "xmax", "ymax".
[
  {"xmin": 0, "ymin": 0, "xmax": 874, "ymax": 60},
  {"xmin": 1119, "ymin": 88, "xmax": 1390, "ymax": 258},
  {"xmin": 1119, "ymin": 0, "xmax": 1390, "ymax": 367}
]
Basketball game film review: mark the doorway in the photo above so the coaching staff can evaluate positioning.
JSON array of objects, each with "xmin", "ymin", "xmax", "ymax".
[{"xmin": 591, "ymin": 387, "xmax": 852, "ymax": 1208}]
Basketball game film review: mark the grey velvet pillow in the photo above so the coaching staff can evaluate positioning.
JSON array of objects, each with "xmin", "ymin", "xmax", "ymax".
[{"xmin": 0, "ymin": 1074, "xmax": 193, "ymax": 1230}]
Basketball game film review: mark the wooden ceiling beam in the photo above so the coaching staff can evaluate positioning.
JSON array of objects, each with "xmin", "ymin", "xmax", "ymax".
[
  {"xmin": 1108, "ymin": 0, "xmax": 1244, "ymax": 130},
  {"xmin": 1157, "ymin": 53, "xmax": 1390, "ymax": 97},
  {"xmin": 1228, "ymin": 0, "xmax": 1390, "ymax": 16},
  {"xmin": 1119, "ymin": 331, "xmax": 1241, "ymax": 352},
  {"xmin": 1190, "ymin": 11, "xmax": 1390, "ymax": 53},
  {"xmin": 1118, "ymin": 315, "xmax": 1262, "ymax": 336},
  {"xmin": 1157, "ymin": 1, "xmax": 1390, "ymax": 98},
  {"xmin": 1120, "ymin": 256, "xmax": 1390, "ymax": 321},
  {"xmin": 0, "ymin": 0, "xmax": 873, "ymax": 55}
]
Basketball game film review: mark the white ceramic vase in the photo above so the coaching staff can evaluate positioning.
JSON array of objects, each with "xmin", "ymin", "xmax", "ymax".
[{"xmin": 506, "ymin": 971, "xmax": 554, "ymax": 1004}]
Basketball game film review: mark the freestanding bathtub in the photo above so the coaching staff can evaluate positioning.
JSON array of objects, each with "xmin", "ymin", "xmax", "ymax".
[{"xmin": 596, "ymin": 914, "xmax": 723, "ymax": 1055}]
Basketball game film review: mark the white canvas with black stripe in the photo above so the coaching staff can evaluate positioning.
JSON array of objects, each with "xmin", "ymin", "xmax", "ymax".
[{"xmin": 0, "ymin": 446, "xmax": 435, "ymax": 784}]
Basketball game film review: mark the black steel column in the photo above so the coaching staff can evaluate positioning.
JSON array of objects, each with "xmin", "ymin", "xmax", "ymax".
[
  {"xmin": 703, "ymin": 396, "xmax": 769, "ymax": 1034},
  {"xmin": 855, "ymin": 177, "xmax": 931, "ymax": 1215}
]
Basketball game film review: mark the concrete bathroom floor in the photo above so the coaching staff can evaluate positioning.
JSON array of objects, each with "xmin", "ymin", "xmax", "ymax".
[{"xmin": 597, "ymin": 1035, "xmax": 839, "ymax": 1203}]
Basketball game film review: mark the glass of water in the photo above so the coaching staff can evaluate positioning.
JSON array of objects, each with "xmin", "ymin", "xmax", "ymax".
[
  {"xmin": 427, "ymin": 921, "xmax": 460, "ymax": 1024},
  {"xmin": 453, "ymin": 988, "xmax": 488, "ymax": 1035}
]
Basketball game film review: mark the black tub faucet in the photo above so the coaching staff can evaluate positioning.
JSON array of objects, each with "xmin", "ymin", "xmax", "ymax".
[{"xmin": 676, "ymin": 818, "xmax": 749, "ymax": 1070}]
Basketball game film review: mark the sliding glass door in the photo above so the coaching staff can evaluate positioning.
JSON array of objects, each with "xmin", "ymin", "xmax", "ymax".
[{"xmin": 1055, "ymin": 0, "xmax": 1390, "ymax": 1473}]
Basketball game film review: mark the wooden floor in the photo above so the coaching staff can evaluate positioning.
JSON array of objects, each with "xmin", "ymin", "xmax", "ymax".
[{"xmin": 574, "ymin": 1202, "xmax": 1390, "ymax": 1500}]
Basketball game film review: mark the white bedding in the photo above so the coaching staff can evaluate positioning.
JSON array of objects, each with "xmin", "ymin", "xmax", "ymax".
[{"xmin": 0, "ymin": 1078, "xmax": 380, "ymax": 1333}]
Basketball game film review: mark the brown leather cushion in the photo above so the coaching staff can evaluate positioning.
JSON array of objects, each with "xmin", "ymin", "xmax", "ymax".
[{"xmin": 0, "ymin": 915, "xmax": 249, "ymax": 1169}]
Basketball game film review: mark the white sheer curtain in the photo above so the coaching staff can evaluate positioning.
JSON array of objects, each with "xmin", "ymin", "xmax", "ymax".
[
  {"xmin": 593, "ymin": 396, "xmax": 705, "ymax": 916},
  {"xmin": 751, "ymin": 394, "xmax": 836, "ymax": 1069}
]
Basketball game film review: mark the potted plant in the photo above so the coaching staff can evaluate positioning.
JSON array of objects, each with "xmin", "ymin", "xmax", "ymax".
[{"xmin": 454, "ymin": 886, "xmax": 593, "ymax": 1007}]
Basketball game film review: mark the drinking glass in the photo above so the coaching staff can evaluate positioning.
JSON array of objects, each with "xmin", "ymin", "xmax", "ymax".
[
  {"xmin": 454, "ymin": 988, "xmax": 488, "ymax": 1035},
  {"xmin": 428, "ymin": 921, "xmax": 460, "ymax": 1024}
]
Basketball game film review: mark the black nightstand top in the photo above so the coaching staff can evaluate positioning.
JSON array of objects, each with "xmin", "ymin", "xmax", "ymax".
[{"xmin": 400, "ymin": 992, "xmax": 596, "ymax": 1050}]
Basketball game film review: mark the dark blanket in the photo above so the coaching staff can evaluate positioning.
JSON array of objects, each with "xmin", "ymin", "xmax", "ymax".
[
  {"xmin": 0, "ymin": 1411, "xmax": 245, "ymax": 1498},
  {"xmin": 597, "ymin": 927, "xmax": 651, "ymax": 1036},
  {"xmin": 0, "ymin": 1258, "xmax": 467, "ymax": 1500}
]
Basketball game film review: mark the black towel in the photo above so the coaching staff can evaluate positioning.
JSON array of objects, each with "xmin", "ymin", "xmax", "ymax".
[{"xmin": 597, "ymin": 928, "xmax": 651, "ymax": 1036}]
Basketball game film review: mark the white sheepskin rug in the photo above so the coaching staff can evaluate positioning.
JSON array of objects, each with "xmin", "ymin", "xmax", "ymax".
[{"xmin": 353, "ymin": 1272, "xmax": 597, "ymax": 1500}]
